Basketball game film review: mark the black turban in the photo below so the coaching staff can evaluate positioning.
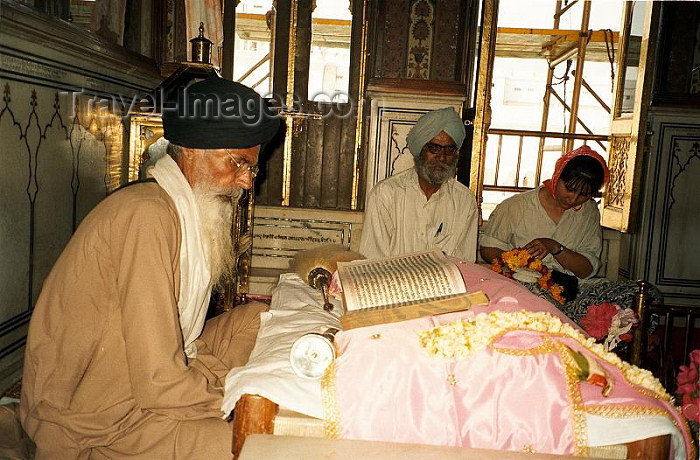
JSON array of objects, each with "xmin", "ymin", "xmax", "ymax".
[{"xmin": 162, "ymin": 76, "xmax": 280, "ymax": 149}]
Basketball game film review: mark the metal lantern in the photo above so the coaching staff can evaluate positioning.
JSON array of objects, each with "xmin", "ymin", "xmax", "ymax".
[{"xmin": 190, "ymin": 22, "xmax": 213, "ymax": 64}]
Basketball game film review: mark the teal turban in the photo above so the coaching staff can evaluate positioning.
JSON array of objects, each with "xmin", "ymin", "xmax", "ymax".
[{"xmin": 406, "ymin": 107, "xmax": 466, "ymax": 157}]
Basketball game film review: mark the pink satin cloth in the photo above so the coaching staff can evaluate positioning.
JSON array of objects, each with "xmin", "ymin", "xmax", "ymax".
[{"xmin": 328, "ymin": 262, "xmax": 692, "ymax": 457}]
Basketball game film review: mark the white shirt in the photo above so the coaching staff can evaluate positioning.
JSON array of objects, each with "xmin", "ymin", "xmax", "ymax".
[
  {"xmin": 480, "ymin": 186, "xmax": 602, "ymax": 278},
  {"xmin": 359, "ymin": 168, "xmax": 478, "ymax": 262}
]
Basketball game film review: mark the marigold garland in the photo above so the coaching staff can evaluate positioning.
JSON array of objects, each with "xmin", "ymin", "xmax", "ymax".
[
  {"xmin": 418, "ymin": 310, "xmax": 671, "ymax": 401},
  {"xmin": 490, "ymin": 248, "xmax": 566, "ymax": 303}
]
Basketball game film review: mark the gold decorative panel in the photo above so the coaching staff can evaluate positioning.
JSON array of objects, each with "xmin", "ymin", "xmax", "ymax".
[{"xmin": 605, "ymin": 135, "xmax": 630, "ymax": 209}]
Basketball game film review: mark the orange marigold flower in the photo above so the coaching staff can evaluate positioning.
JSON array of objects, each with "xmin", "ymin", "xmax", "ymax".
[
  {"xmin": 490, "ymin": 249, "xmax": 566, "ymax": 304},
  {"xmin": 529, "ymin": 259, "xmax": 543, "ymax": 271},
  {"xmin": 550, "ymin": 285, "xmax": 565, "ymax": 303}
]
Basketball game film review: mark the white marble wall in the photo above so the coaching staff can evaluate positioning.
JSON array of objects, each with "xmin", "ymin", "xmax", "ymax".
[{"xmin": 0, "ymin": 4, "xmax": 161, "ymax": 390}]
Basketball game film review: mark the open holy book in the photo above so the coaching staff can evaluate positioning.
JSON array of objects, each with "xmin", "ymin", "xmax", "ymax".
[{"xmin": 336, "ymin": 251, "xmax": 489, "ymax": 329}]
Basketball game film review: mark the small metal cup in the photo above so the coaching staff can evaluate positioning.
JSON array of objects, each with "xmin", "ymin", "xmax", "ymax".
[{"xmin": 290, "ymin": 328, "xmax": 339, "ymax": 379}]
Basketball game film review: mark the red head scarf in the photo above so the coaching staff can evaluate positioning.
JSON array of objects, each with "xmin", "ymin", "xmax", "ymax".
[{"xmin": 543, "ymin": 145, "xmax": 610, "ymax": 199}]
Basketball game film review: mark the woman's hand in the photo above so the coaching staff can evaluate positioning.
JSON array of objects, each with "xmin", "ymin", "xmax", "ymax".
[
  {"xmin": 525, "ymin": 238, "xmax": 593, "ymax": 278},
  {"xmin": 524, "ymin": 238, "xmax": 559, "ymax": 259}
]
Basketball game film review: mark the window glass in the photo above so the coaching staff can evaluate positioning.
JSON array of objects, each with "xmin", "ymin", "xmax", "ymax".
[
  {"xmin": 234, "ymin": 0, "xmax": 274, "ymax": 97},
  {"xmin": 491, "ymin": 58, "xmax": 549, "ymax": 130},
  {"xmin": 497, "ymin": 0, "xmax": 557, "ymax": 29},
  {"xmin": 482, "ymin": 191, "xmax": 518, "ymax": 221},
  {"xmin": 619, "ymin": 1, "xmax": 647, "ymax": 114},
  {"xmin": 498, "ymin": 0, "xmax": 622, "ymax": 30},
  {"xmin": 483, "ymin": 0, "xmax": 621, "ymax": 212},
  {"xmin": 308, "ymin": 0, "xmax": 352, "ymax": 103}
]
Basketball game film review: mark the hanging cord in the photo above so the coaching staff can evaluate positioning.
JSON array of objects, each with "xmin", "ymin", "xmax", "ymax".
[
  {"xmin": 550, "ymin": 59, "xmax": 573, "ymax": 131},
  {"xmin": 604, "ymin": 28, "xmax": 615, "ymax": 93}
]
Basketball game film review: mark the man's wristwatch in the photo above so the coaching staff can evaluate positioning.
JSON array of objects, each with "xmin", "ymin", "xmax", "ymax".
[{"xmin": 552, "ymin": 243, "xmax": 565, "ymax": 256}]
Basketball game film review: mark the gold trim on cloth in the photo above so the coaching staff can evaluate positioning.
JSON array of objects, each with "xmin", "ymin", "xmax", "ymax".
[
  {"xmin": 321, "ymin": 359, "xmax": 341, "ymax": 439},
  {"xmin": 557, "ymin": 341, "xmax": 589, "ymax": 456},
  {"xmin": 583, "ymin": 405, "xmax": 671, "ymax": 419},
  {"xmin": 491, "ymin": 335, "xmax": 557, "ymax": 356},
  {"xmin": 418, "ymin": 311, "xmax": 690, "ymax": 455},
  {"xmin": 418, "ymin": 311, "xmax": 671, "ymax": 402}
]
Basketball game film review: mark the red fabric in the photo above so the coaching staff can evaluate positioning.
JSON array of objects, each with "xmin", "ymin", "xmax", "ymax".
[
  {"xmin": 543, "ymin": 145, "xmax": 610, "ymax": 199},
  {"xmin": 580, "ymin": 301, "xmax": 618, "ymax": 340}
]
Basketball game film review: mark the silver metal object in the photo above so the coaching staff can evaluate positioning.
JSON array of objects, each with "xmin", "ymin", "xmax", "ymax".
[{"xmin": 290, "ymin": 328, "xmax": 339, "ymax": 379}]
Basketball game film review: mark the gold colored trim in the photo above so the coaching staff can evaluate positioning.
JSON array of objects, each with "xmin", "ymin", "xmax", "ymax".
[
  {"xmin": 557, "ymin": 341, "xmax": 589, "ymax": 456},
  {"xmin": 281, "ymin": 0, "xmax": 299, "ymax": 206},
  {"xmin": 469, "ymin": 0, "xmax": 498, "ymax": 222},
  {"xmin": 285, "ymin": 0, "xmax": 298, "ymax": 110},
  {"xmin": 351, "ymin": 0, "xmax": 368, "ymax": 211},
  {"xmin": 611, "ymin": 2, "xmax": 636, "ymax": 119},
  {"xmin": 603, "ymin": 2, "xmax": 660, "ymax": 232},
  {"xmin": 127, "ymin": 113, "xmax": 164, "ymax": 182},
  {"xmin": 492, "ymin": 336, "xmax": 557, "ymax": 356},
  {"xmin": 282, "ymin": 116, "xmax": 293, "ymax": 206},
  {"xmin": 583, "ymin": 405, "xmax": 670, "ymax": 419},
  {"xmin": 321, "ymin": 359, "xmax": 342, "ymax": 438},
  {"xmin": 583, "ymin": 404, "xmax": 696, "ymax": 460}
]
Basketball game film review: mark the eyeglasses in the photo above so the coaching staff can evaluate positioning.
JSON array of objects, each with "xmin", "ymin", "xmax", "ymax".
[
  {"xmin": 424, "ymin": 142, "xmax": 459, "ymax": 157},
  {"xmin": 226, "ymin": 151, "xmax": 259, "ymax": 178}
]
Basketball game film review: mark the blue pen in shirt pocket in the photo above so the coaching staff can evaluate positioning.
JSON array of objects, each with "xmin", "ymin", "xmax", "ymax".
[{"xmin": 434, "ymin": 222, "xmax": 443, "ymax": 238}]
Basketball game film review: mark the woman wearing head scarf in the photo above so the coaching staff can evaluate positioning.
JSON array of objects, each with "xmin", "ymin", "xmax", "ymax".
[{"xmin": 480, "ymin": 145, "xmax": 609, "ymax": 281}]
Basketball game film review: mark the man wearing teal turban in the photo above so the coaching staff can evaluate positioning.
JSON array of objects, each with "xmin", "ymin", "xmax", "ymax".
[{"xmin": 359, "ymin": 107, "xmax": 478, "ymax": 261}]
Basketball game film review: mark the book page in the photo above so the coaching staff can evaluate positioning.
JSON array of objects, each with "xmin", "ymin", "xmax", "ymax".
[{"xmin": 337, "ymin": 251, "xmax": 467, "ymax": 312}]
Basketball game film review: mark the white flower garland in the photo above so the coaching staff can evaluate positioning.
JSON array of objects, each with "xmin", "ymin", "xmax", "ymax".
[{"xmin": 418, "ymin": 310, "xmax": 671, "ymax": 401}]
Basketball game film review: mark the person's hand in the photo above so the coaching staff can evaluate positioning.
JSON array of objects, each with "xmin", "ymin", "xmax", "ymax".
[{"xmin": 524, "ymin": 238, "xmax": 558, "ymax": 260}]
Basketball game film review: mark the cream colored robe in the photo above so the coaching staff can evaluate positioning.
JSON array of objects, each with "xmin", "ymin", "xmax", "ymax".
[{"xmin": 20, "ymin": 182, "xmax": 263, "ymax": 459}]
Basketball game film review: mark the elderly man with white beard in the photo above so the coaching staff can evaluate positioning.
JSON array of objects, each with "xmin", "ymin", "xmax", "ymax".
[
  {"xmin": 20, "ymin": 77, "xmax": 279, "ymax": 459},
  {"xmin": 359, "ymin": 107, "xmax": 479, "ymax": 261}
]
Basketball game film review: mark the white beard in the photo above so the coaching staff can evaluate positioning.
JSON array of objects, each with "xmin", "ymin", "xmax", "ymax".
[{"xmin": 192, "ymin": 185, "xmax": 242, "ymax": 287}]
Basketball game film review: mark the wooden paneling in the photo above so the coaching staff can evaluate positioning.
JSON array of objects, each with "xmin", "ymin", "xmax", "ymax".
[
  {"xmin": 337, "ymin": 109, "xmax": 356, "ymax": 210},
  {"xmin": 286, "ymin": 103, "xmax": 356, "ymax": 209},
  {"xmin": 303, "ymin": 112, "xmax": 325, "ymax": 207},
  {"xmin": 289, "ymin": 118, "xmax": 308, "ymax": 206},
  {"xmin": 255, "ymin": 126, "xmax": 286, "ymax": 205},
  {"xmin": 321, "ymin": 111, "xmax": 342, "ymax": 208},
  {"xmin": 631, "ymin": 114, "xmax": 700, "ymax": 306},
  {"xmin": 255, "ymin": 0, "xmax": 361, "ymax": 209},
  {"xmin": 653, "ymin": 2, "xmax": 700, "ymax": 106}
]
